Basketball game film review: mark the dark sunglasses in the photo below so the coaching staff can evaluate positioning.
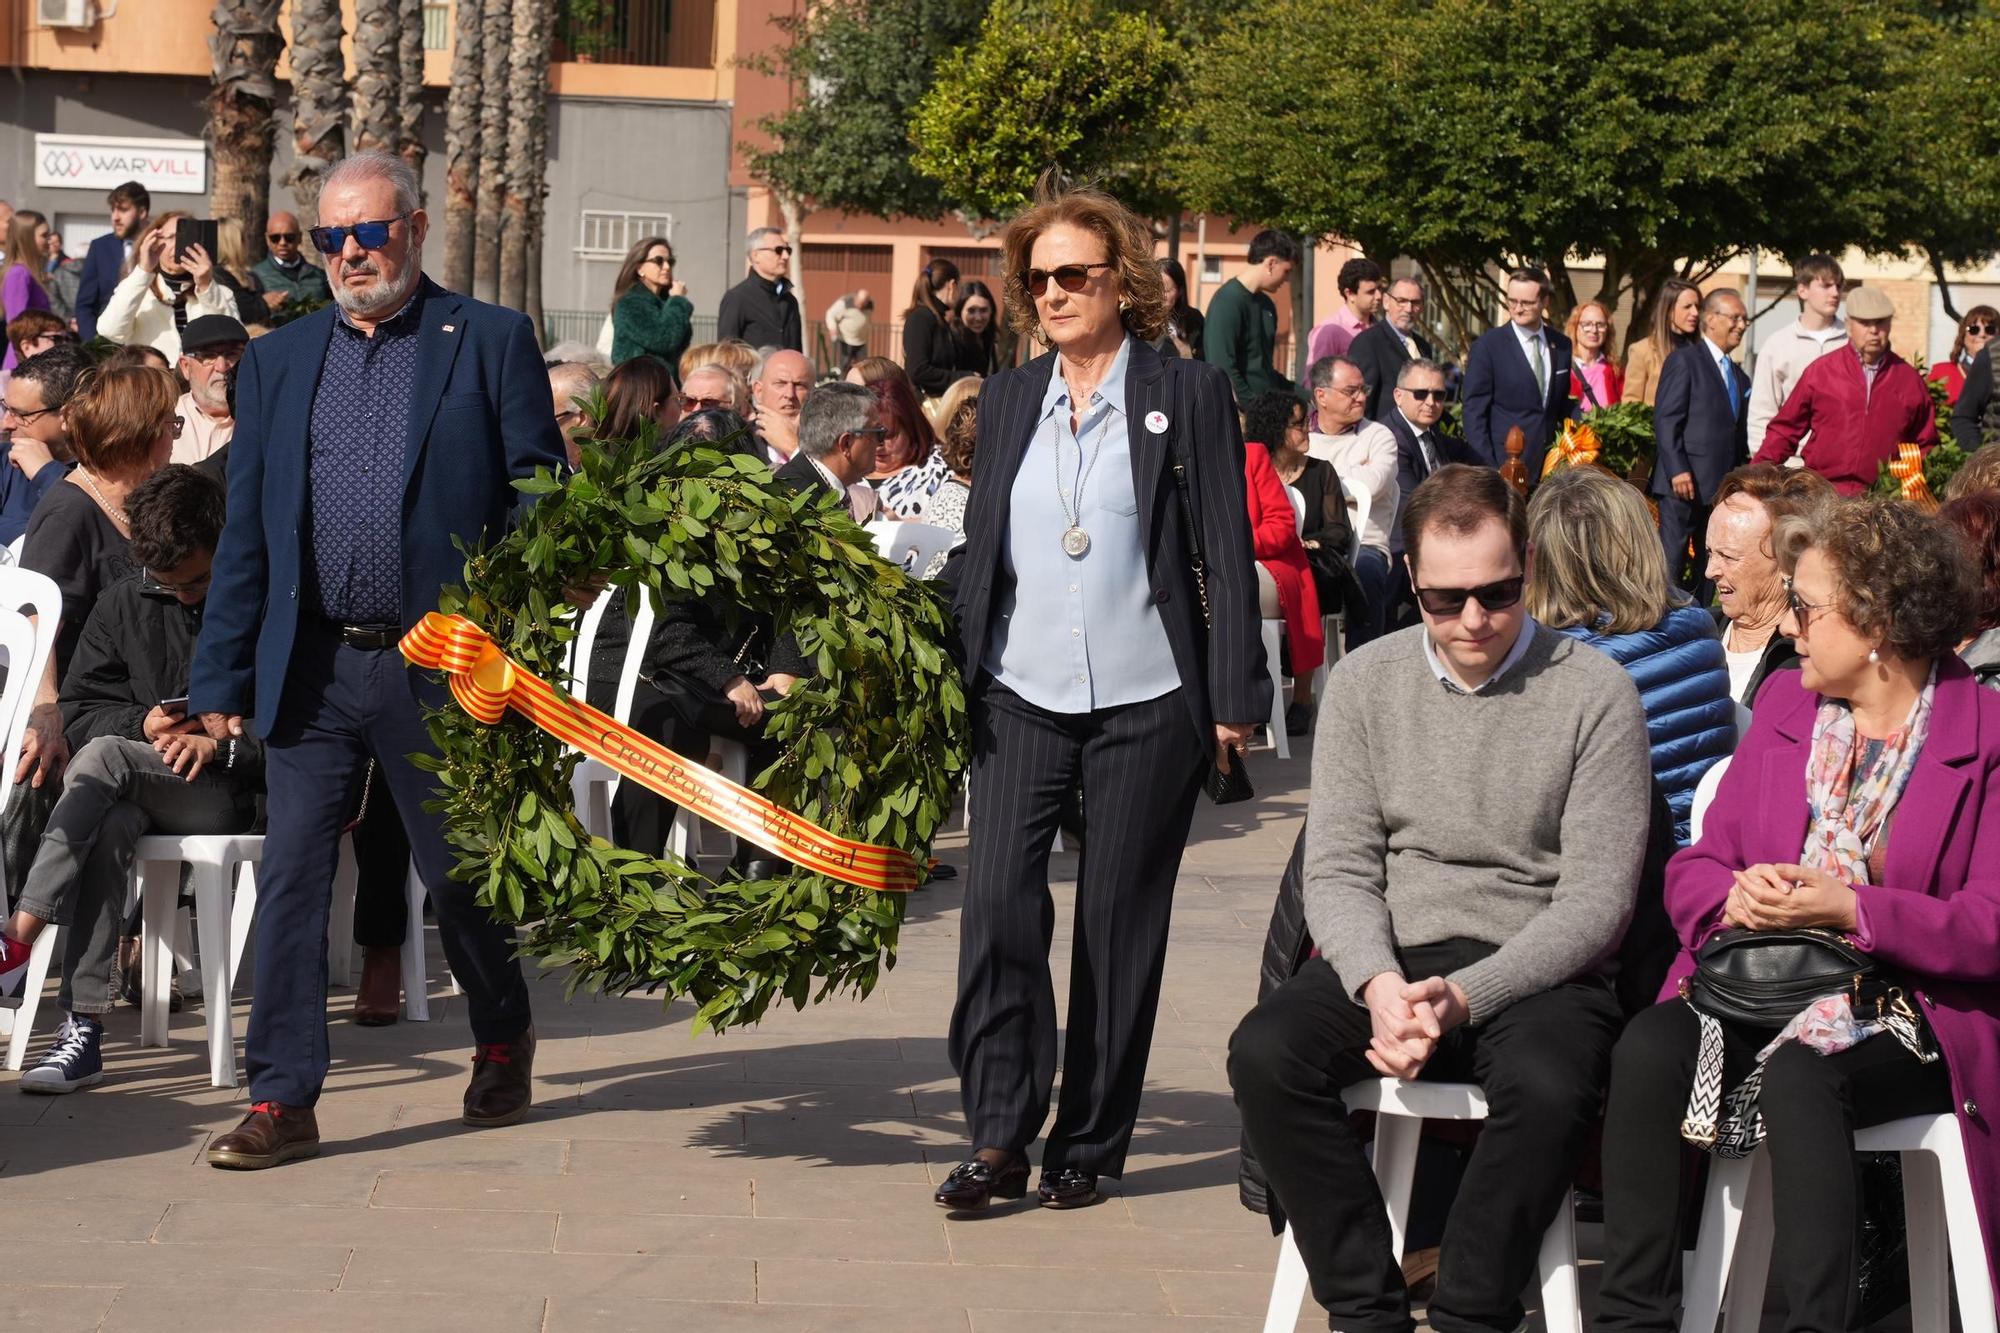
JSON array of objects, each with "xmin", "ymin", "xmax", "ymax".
[
  {"xmin": 1969, "ymin": 322, "xmax": 1997, "ymax": 336},
  {"xmin": 307, "ymin": 216, "xmax": 404, "ymax": 255},
  {"xmin": 1414, "ymin": 576, "xmax": 1524, "ymax": 618},
  {"xmin": 1401, "ymin": 387, "xmax": 1448, "ymax": 402},
  {"xmin": 1021, "ymin": 262, "xmax": 1114, "ymax": 297},
  {"xmin": 267, "ymin": 231, "xmax": 300, "ymax": 244},
  {"xmin": 1783, "ymin": 577, "xmax": 1834, "ymax": 634}
]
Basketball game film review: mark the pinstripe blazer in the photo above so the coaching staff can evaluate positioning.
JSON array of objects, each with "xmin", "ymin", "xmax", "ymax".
[{"xmin": 954, "ymin": 336, "xmax": 1270, "ymax": 747}]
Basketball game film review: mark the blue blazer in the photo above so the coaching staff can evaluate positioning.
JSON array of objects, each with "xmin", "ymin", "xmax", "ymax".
[
  {"xmin": 73, "ymin": 233, "xmax": 126, "ymax": 340},
  {"xmin": 189, "ymin": 278, "xmax": 565, "ymax": 735},
  {"xmin": 1460, "ymin": 323, "xmax": 1572, "ymax": 477},
  {"xmin": 1651, "ymin": 340, "xmax": 1749, "ymax": 503}
]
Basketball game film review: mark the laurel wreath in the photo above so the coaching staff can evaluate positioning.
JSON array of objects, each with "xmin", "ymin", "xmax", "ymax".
[{"xmin": 418, "ymin": 422, "xmax": 969, "ymax": 1032}]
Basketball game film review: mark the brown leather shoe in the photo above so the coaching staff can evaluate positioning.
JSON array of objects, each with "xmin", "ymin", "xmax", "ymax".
[
  {"xmin": 206, "ymin": 1101, "xmax": 321, "ymax": 1170},
  {"xmin": 353, "ymin": 945, "xmax": 401, "ymax": 1026},
  {"xmin": 462, "ymin": 1027, "xmax": 534, "ymax": 1127},
  {"xmin": 933, "ymin": 1151, "xmax": 1029, "ymax": 1210}
]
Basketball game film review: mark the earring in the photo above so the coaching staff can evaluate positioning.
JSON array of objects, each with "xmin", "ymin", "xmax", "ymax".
[{"xmin": 1868, "ymin": 648, "xmax": 1881, "ymax": 665}]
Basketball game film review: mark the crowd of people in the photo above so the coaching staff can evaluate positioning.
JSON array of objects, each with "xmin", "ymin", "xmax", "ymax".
[{"xmin": 4, "ymin": 152, "xmax": 2000, "ymax": 1333}]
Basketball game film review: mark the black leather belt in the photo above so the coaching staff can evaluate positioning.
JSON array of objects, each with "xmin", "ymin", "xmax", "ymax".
[{"xmin": 336, "ymin": 623, "xmax": 403, "ymax": 651}]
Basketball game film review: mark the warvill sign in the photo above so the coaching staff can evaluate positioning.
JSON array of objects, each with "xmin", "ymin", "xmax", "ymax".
[{"xmin": 32, "ymin": 134, "xmax": 207, "ymax": 195}]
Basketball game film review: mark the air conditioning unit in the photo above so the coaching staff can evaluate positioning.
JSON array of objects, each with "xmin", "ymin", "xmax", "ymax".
[{"xmin": 38, "ymin": 0, "xmax": 94, "ymax": 27}]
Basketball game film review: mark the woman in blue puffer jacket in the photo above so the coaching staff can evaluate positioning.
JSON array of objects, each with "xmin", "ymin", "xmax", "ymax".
[{"xmin": 1527, "ymin": 467, "xmax": 1736, "ymax": 844}]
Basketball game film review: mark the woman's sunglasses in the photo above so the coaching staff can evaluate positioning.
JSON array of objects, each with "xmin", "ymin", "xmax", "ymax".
[
  {"xmin": 1021, "ymin": 262, "xmax": 1113, "ymax": 297},
  {"xmin": 1968, "ymin": 322, "xmax": 1997, "ymax": 336},
  {"xmin": 307, "ymin": 216, "xmax": 405, "ymax": 255},
  {"xmin": 1413, "ymin": 576, "xmax": 1524, "ymax": 618}
]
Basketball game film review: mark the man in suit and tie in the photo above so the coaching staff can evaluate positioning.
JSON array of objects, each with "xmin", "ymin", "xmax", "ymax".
[
  {"xmin": 73, "ymin": 181, "xmax": 150, "ymax": 341},
  {"xmin": 1350, "ymin": 276, "xmax": 1436, "ymax": 422},
  {"xmin": 774, "ymin": 381, "xmax": 881, "ymax": 520},
  {"xmin": 189, "ymin": 151, "xmax": 567, "ymax": 1169},
  {"xmin": 1653, "ymin": 288, "xmax": 1751, "ymax": 596},
  {"xmin": 1380, "ymin": 359, "xmax": 1477, "ymax": 626},
  {"xmin": 1460, "ymin": 268, "xmax": 1572, "ymax": 477}
]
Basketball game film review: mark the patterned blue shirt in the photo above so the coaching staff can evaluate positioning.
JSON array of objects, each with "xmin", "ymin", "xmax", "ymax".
[
  {"xmin": 306, "ymin": 289, "xmax": 422, "ymax": 623},
  {"xmin": 987, "ymin": 337, "xmax": 1179, "ymax": 714}
]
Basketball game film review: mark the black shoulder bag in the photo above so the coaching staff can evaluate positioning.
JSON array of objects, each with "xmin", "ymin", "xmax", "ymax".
[{"xmin": 1166, "ymin": 390, "xmax": 1254, "ymax": 805}]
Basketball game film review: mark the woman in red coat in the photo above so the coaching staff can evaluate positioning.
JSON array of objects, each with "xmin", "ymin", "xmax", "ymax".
[
  {"xmin": 1242, "ymin": 390, "xmax": 1325, "ymax": 735},
  {"xmin": 1930, "ymin": 304, "xmax": 1999, "ymax": 405}
]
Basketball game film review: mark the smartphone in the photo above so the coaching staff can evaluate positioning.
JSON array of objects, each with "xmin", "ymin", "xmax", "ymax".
[
  {"xmin": 159, "ymin": 695, "xmax": 189, "ymax": 713},
  {"xmin": 174, "ymin": 218, "xmax": 220, "ymax": 263}
]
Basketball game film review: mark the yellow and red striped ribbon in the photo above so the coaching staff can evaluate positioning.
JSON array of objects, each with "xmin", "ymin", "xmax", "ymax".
[
  {"xmin": 1888, "ymin": 442, "xmax": 1939, "ymax": 513},
  {"xmin": 401, "ymin": 612, "xmax": 922, "ymax": 893}
]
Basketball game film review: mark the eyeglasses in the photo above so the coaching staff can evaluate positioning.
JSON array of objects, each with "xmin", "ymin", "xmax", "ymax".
[
  {"xmin": 1577, "ymin": 321, "xmax": 1610, "ymax": 332},
  {"xmin": 1386, "ymin": 292, "xmax": 1425, "ymax": 308},
  {"xmin": 171, "ymin": 415, "xmax": 185, "ymax": 439},
  {"xmin": 184, "ymin": 346, "xmax": 242, "ymax": 365},
  {"xmin": 1328, "ymin": 383, "xmax": 1367, "ymax": 399},
  {"xmin": 1507, "ymin": 296, "xmax": 1544, "ymax": 310},
  {"xmin": 1715, "ymin": 314, "xmax": 1750, "ymax": 327},
  {"xmin": 682, "ymin": 395, "xmax": 734, "ymax": 414},
  {"xmin": 1021, "ymin": 262, "xmax": 1114, "ymax": 297},
  {"xmin": 144, "ymin": 568, "xmax": 212, "ymax": 597},
  {"xmin": 1968, "ymin": 322, "xmax": 1997, "ymax": 336},
  {"xmin": 1400, "ymin": 387, "xmax": 1447, "ymax": 402},
  {"xmin": 307, "ymin": 216, "xmax": 405, "ymax": 255},
  {"xmin": 1413, "ymin": 576, "xmax": 1524, "ymax": 618},
  {"xmin": 846, "ymin": 426, "xmax": 889, "ymax": 440},
  {"xmin": 755, "ymin": 244, "xmax": 794, "ymax": 257},
  {"xmin": 0, "ymin": 398, "xmax": 58, "ymax": 424},
  {"xmin": 644, "ymin": 254, "xmax": 674, "ymax": 268},
  {"xmin": 1783, "ymin": 577, "xmax": 1835, "ymax": 635},
  {"xmin": 267, "ymin": 232, "xmax": 300, "ymax": 244}
]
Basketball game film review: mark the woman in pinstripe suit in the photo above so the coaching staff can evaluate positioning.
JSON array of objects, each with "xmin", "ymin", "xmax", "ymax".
[{"xmin": 937, "ymin": 175, "xmax": 1270, "ymax": 1213}]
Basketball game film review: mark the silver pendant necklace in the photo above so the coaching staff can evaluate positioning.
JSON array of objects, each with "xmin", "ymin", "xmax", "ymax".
[{"xmin": 1055, "ymin": 402, "xmax": 1113, "ymax": 559}]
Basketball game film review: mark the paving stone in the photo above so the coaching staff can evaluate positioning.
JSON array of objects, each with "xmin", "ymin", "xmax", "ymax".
[
  {"xmin": 371, "ymin": 1167, "xmax": 754, "ymax": 1216},
  {"xmin": 154, "ymin": 1200, "xmax": 558, "ymax": 1252},
  {"xmin": 0, "ymin": 1283, "xmax": 121, "ymax": 1331},
  {"xmin": 557, "ymin": 1211, "xmax": 952, "ymax": 1264},
  {"xmin": 544, "ymin": 1299, "xmax": 972, "ymax": 1332},
  {"xmin": 95, "ymin": 1288, "xmax": 546, "ymax": 1331},
  {"xmin": 337, "ymin": 1245, "xmax": 752, "ymax": 1303}
]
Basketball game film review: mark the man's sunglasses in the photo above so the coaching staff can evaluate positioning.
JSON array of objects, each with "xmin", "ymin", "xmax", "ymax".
[
  {"xmin": 1414, "ymin": 576, "xmax": 1524, "ymax": 618},
  {"xmin": 756, "ymin": 244, "xmax": 794, "ymax": 257},
  {"xmin": 307, "ymin": 216, "xmax": 405, "ymax": 255},
  {"xmin": 267, "ymin": 231, "xmax": 300, "ymax": 244},
  {"xmin": 1021, "ymin": 262, "xmax": 1113, "ymax": 297},
  {"xmin": 1401, "ymin": 387, "xmax": 1448, "ymax": 402}
]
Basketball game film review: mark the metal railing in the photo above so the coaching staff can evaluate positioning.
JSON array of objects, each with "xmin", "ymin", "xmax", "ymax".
[{"xmin": 555, "ymin": 0, "xmax": 715, "ymax": 68}]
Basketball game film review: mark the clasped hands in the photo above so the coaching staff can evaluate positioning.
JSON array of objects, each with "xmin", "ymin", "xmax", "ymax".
[
  {"xmin": 1722, "ymin": 862, "xmax": 1858, "ymax": 933},
  {"xmin": 1363, "ymin": 971, "xmax": 1471, "ymax": 1079}
]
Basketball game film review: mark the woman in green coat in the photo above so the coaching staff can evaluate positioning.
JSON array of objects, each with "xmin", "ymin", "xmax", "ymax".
[{"xmin": 610, "ymin": 235, "xmax": 694, "ymax": 370}]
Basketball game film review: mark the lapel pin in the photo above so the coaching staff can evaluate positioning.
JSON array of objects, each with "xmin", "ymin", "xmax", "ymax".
[
  {"xmin": 1145, "ymin": 410, "xmax": 1169, "ymax": 434},
  {"xmin": 442, "ymin": 324, "xmax": 456, "ymax": 332}
]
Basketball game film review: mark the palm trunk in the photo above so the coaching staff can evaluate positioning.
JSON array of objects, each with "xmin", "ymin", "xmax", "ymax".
[
  {"xmin": 208, "ymin": 0, "xmax": 285, "ymax": 269},
  {"xmin": 473, "ymin": 0, "xmax": 513, "ymax": 303},
  {"xmin": 287, "ymin": 0, "xmax": 348, "ymax": 224},
  {"xmin": 351, "ymin": 0, "xmax": 398, "ymax": 155},
  {"xmin": 397, "ymin": 0, "xmax": 428, "ymax": 188},
  {"xmin": 499, "ymin": 0, "xmax": 550, "ymax": 311},
  {"xmin": 442, "ymin": 0, "xmax": 483, "ymax": 294},
  {"xmin": 523, "ymin": 32, "xmax": 549, "ymax": 333}
]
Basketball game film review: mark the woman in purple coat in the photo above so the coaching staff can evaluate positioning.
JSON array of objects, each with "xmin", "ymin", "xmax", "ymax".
[{"xmin": 1596, "ymin": 496, "xmax": 2000, "ymax": 1331}]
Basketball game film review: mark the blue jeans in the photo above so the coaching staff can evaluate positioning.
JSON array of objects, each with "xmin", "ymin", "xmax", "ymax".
[
  {"xmin": 247, "ymin": 618, "xmax": 532, "ymax": 1106},
  {"xmin": 1346, "ymin": 546, "xmax": 1391, "ymax": 653}
]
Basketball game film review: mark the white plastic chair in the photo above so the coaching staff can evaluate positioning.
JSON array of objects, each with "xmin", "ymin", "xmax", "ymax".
[
  {"xmin": 1261, "ymin": 1078, "xmax": 1583, "ymax": 1333},
  {"xmin": 868, "ymin": 521, "xmax": 958, "ymax": 578},
  {"xmin": 326, "ymin": 843, "xmax": 444, "ymax": 1022},
  {"xmin": 1689, "ymin": 755, "xmax": 1730, "ymax": 843},
  {"xmin": 1285, "ymin": 484, "xmax": 1307, "ymax": 533},
  {"xmin": 667, "ymin": 738, "xmax": 749, "ymax": 866},
  {"xmin": 0, "ymin": 576, "xmax": 67, "ymax": 1057},
  {"xmin": 1257, "ymin": 616, "xmax": 1291, "ymax": 760},
  {"xmin": 1682, "ymin": 1114, "xmax": 1996, "ymax": 1333},
  {"xmin": 569, "ymin": 595, "xmax": 657, "ymax": 845},
  {"xmin": 132, "ymin": 833, "xmax": 264, "ymax": 1087},
  {"xmin": 1311, "ymin": 485, "xmax": 1372, "ymax": 702}
]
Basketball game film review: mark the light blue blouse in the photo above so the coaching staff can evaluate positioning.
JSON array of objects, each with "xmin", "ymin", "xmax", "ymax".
[{"xmin": 986, "ymin": 337, "xmax": 1180, "ymax": 714}]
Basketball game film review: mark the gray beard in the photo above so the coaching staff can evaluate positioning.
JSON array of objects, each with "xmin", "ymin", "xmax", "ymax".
[{"xmin": 332, "ymin": 249, "xmax": 423, "ymax": 319}]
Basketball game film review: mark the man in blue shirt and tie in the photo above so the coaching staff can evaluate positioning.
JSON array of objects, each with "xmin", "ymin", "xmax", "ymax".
[{"xmin": 1651, "ymin": 288, "xmax": 1750, "ymax": 598}]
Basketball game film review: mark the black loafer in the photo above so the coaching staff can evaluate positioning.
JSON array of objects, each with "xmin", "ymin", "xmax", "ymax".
[
  {"xmin": 1037, "ymin": 1166, "xmax": 1100, "ymax": 1209},
  {"xmin": 1285, "ymin": 701, "xmax": 1314, "ymax": 737},
  {"xmin": 933, "ymin": 1154, "xmax": 1029, "ymax": 1210}
]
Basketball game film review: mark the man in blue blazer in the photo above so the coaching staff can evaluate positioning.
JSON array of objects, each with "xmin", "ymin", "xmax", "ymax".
[
  {"xmin": 1460, "ymin": 269, "xmax": 1572, "ymax": 478},
  {"xmin": 72, "ymin": 181, "xmax": 149, "ymax": 340},
  {"xmin": 189, "ymin": 152, "xmax": 565, "ymax": 1169},
  {"xmin": 1652, "ymin": 288, "xmax": 1751, "ymax": 596}
]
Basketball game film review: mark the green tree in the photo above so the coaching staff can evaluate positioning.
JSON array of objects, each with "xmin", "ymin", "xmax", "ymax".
[
  {"xmin": 1177, "ymin": 0, "xmax": 1942, "ymax": 353},
  {"xmin": 1888, "ymin": 6, "xmax": 2000, "ymax": 319},
  {"xmin": 908, "ymin": 0, "xmax": 1186, "ymax": 224}
]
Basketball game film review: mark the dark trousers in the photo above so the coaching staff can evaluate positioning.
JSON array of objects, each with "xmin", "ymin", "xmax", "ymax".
[
  {"xmin": 349, "ymin": 769, "xmax": 411, "ymax": 949},
  {"xmin": 949, "ymin": 683, "xmax": 1205, "ymax": 1177},
  {"xmin": 608, "ymin": 677, "xmax": 780, "ymax": 860},
  {"xmin": 1229, "ymin": 948, "xmax": 1623, "ymax": 1333},
  {"xmin": 1347, "ymin": 546, "xmax": 1392, "ymax": 652},
  {"xmin": 1597, "ymin": 1000, "xmax": 1952, "ymax": 1333},
  {"xmin": 247, "ymin": 618, "xmax": 532, "ymax": 1107},
  {"xmin": 1656, "ymin": 493, "xmax": 1712, "ymax": 600}
]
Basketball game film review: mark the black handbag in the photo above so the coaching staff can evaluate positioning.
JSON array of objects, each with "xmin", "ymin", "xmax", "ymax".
[
  {"xmin": 1167, "ymin": 407, "xmax": 1254, "ymax": 806},
  {"xmin": 1682, "ymin": 926, "xmax": 1886, "ymax": 1030}
]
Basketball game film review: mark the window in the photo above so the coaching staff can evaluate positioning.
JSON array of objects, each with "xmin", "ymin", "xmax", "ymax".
[
  {"xmin": 423, "ymin": 1, "xmax": 451, "ymax": 49},
  {"xmin": 1201, "ymin": 256, "xmax": 1224, "ymax": 285},
  {"xmin": 575, "ymin": 210, "xmax": 676, "ymax": 261}
]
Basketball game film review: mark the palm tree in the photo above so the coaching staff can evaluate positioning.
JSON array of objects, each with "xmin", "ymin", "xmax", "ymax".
[
  {"xmin": 207, "ymin": 0, "xmax": 285, "ymax": 269},
  {"xmin": 498, "ymin": 0, "xmax": 550, "ymax": 311},
  {"xmin": 397, "ymin": 0, "xmax": 428, "ymax": 185},
  {"xmin": 351, "ymin": 0, "xmax": 398, "ymax": 155},
  {"xmin": 442, "ymin": 0, "xmax": 483, "ymax": 293},
  {"xmin": 287, "ymin": 0, "xmax": 348, "ymax": 224},
  {"xmin": 473, "ymin": 0, "xmax": 513, "ymax": 303}
]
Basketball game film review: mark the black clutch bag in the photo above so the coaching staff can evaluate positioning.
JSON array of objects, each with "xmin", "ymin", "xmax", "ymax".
[
  {"xmin": 1682, "ymin": 926, "xmax": 1884, "ymax": 1029},
  {"xmin": 1206, "ymin": 749, "xmax": 1254, "ymax": 805}
]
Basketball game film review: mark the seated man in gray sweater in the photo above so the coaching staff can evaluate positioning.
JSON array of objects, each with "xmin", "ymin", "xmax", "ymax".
[{"xmin": 1229, "ymin": 464, "xmax": 1651, "ymax": 1333}]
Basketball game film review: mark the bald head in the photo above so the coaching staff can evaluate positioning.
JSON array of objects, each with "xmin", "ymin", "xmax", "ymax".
[{"xmin": 265, "ymin": 210, "xmax": 304, "ymax": 264}]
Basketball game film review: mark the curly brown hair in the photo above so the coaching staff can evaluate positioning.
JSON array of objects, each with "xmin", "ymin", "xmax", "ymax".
[
  {"xmin": 1941, "ymin": 491, "xmax": 2000, "ymax": 633},
  {"xmin": 1000, "ymin": 171, "xmax": 1168, "ymax": 346},
  {"xmin": 1948, "ymin": 443, "xmax": 2000, "ymax": 501},
  {"xmin": 939, "ymin": 397, "xmax": 978, "ymax": 477},
  {"xmin": 1774, "ymin": 496, "xmax": 1980, "ymax": 661}
]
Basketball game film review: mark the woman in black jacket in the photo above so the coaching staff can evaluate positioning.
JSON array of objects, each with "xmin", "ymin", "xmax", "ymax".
[
  {"xmin": 1155, "ymin": 257, "xmax": 1205, "ymax": 360},
  {"xmin": 900, "ymin": 258, "xmax": 962, "ymax": 399},
  {"xmin": 952, "ymin": 280, "xmax": 1000, "ymax": 377}
]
